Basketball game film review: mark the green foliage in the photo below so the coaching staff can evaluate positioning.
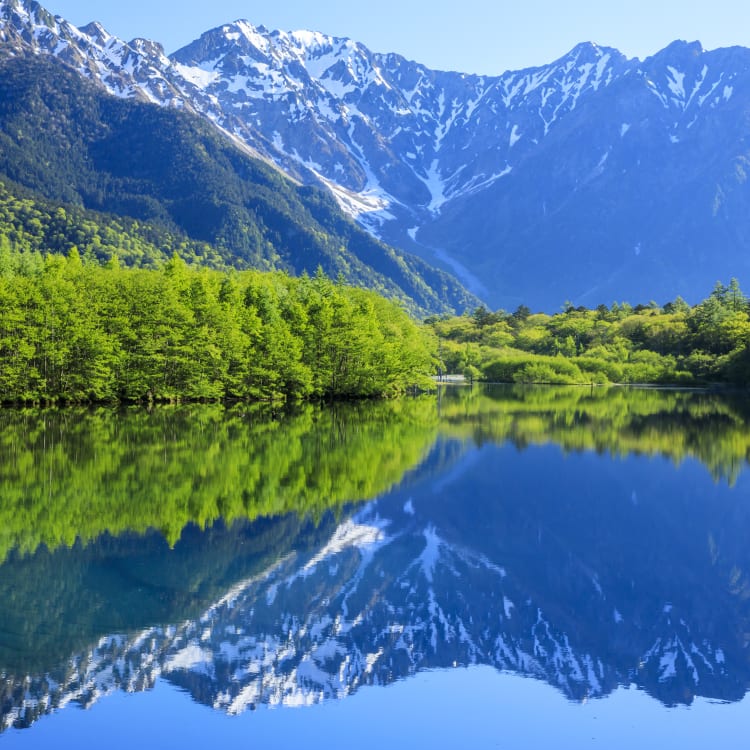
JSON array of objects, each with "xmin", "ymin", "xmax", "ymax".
[
  {"xmin": 3, "ymin": 385, "xmax": 749, "ymax": 567},
  {"xmin": 428, "ymin": 280, "xmax": 750, "ymax": 386},
  {"xmin": 0, "ymin": 249, "xmax": 435, "ymax": 404},
  {"xmin": 0, "ymin": 398, "xmax": 439, "ymax": 563},
  {"xmin": 0, "ymin": 180, "xmax": 224, "ymax": 269},
  {"xmin": 513, "ymin": 358, "xmax": 585, "ymax": 385},
  {"xmin": 437, "ymin": 384, "xmax": 750, "ymax": 484},
  {"xmin": 0, "ymin": 55, "xmax": 477, "ymax": 316}
]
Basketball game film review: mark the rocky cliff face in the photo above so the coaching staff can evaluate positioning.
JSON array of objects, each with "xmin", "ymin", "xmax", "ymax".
[{"xmin": 3, "ymin": 0, "xmax": 750, "ymax": 308}]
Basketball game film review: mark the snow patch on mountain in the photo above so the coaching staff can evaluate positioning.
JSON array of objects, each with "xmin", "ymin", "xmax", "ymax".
[{"xmin": 4, "ymin": 0, "xmax": 750, "ymax": 310}]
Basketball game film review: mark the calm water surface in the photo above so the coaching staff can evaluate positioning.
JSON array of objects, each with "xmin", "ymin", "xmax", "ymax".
[{"xmin": 2, "ymin": 385, "xmax": 750, "ymax": 748}]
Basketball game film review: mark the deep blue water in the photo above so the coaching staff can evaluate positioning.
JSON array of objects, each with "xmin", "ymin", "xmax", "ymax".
[{"xmin": 3, "ymin": 386, "xmax": 750, "ymax": 748}]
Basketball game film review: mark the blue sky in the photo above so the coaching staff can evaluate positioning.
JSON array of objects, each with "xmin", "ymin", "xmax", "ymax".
[{"xmin": 45, "ymin": 0, "xmax": 750, "ymax": 74}]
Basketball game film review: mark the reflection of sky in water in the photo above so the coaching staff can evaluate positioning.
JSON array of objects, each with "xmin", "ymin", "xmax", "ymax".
[{"xmin": 4, "ymin": 668, "xmax": 747, "ymax": 749}]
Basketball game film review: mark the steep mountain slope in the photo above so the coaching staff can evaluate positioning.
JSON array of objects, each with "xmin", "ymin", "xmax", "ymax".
[
  {"xmin": 2, "ymin": 0, "xmax": 750, "ymax": 309},
  {"xmin": 0, "ymin": 35, "xmax": 477, "ymax": 315},
  {"xmin": 419, "ymin": 41, "xmax": 750, "ymax": 308},
  {"xmin": 166, "ymin": 34, "xmax": 750, "ymax": 310},
  {"xmin": 165, "ymin": 34, "xmax": 750, "ymax": 310}
]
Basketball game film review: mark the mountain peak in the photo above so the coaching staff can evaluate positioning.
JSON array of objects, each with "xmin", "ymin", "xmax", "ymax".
[
  {"xmin": 557, "ymin": 40, "xmax": 628, "ymax": 67},
  {"xmin": 1, "ymin": 0, "xmax": 55, "ymax": 27},
  {"xmin": 128, "ymin": 37, "xmax": 165, "ymax": 58},
  {"xmin": 222, "ymin": 22, "xmax": 347, "ymax": 59},
  {"xmin": 286, "ymin": 28, "xmax": 337, "ymax": 50},
  {"xmin": 665, "ymin": 38, "xmax": 704, "ymax": 54},
  {"xmin": 79, "ymin": 21, "xmax": 111, "ymax": 44},
  {"xmin": 570, "ymin": 41, "xmax": 607, "ymax": 56},
  {"xmin": 170, "ymin": 19, "xmax": 276, "ymax": 66},
  {"xmin": 646, "ymin": 38, "xmax": 704, "ymax": 63},
  {"xmin": 221, "ymin": 19, "xmax": 268, "ymax": 46}
]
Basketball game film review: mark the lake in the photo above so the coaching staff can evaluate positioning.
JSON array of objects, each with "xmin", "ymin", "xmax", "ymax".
[{"xmin": 2, "ymin": 385, "xmax": 750, "ymax": 748}]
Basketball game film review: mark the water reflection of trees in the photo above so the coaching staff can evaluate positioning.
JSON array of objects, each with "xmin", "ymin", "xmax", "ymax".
[
  {"xmin": 3, "ymin": 385, "xmax": 750, "ymax": 729},
  {"xmin": 2, "ymin": 386, "xmax": 749, "ymax": 564},
  {"xmin": 0, "ymin": 399, "xmax": 438, "ymax": 562},
  {"xmin": 438, "ymin": 385, "xmax": 750, "ymax": 484}
]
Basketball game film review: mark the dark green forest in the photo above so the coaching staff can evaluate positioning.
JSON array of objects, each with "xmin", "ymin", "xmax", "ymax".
[
  {"xmin": 0, "ymin": 246, "xmax": 436, "ymax": 403},
  {"xmin": 430, "ymin": 281, "xmax": 750, "ymax": 386},
  {"xmin": 0, "ymin": 54, "xmax": 476, "ymax": 315},
  {"xmin": 0, "ymin": 179, "xmax": 226, "ymax": 269}
]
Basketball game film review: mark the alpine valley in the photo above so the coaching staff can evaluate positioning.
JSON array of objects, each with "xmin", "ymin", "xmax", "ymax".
[{"xmin": 2, "ymin": 0, "xmax": 750, "ymax": 311}]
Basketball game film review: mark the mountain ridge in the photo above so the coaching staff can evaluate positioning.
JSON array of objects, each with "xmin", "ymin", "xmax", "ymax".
[
  {"xmin": 0, "ymin": 47, "xmax": 478, "ymax": 314},
  {"xmin": 2, "ymin": 0, "xmax": 750, "ymax": 309}
]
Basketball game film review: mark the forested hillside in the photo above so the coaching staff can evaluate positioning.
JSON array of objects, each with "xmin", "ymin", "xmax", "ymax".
[
  {"xmin": 0, "ymin": 248, "xmax": 436, "ymax": 403},
  {"xmin": 0, "ymin": 180, "xmax": 226, "ymax": 268},
  {"xmin": 0, "ymin": 54, "xmax": 476, "ymax": 316}
]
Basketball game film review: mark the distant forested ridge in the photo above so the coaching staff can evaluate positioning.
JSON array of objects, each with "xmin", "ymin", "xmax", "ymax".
[
  {"xmin": 0, "ymin": 247, "xmax": 435, "ymax": 403},
  {"xmin": 429, "ymin": 281, "xmax": 750, "ymax": 386},
  {"xmin": 0, "ymin": 54, "xmax": 477, "ymax": 316}
]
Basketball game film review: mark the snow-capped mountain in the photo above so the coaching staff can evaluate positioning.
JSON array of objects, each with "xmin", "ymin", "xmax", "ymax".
[{"xmin": 2, "ymin": 0, "xmax": 750, "ymax": 305}]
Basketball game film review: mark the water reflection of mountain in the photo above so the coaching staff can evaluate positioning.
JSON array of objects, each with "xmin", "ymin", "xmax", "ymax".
[{"xmin": 3, "ymin": 434, "xmax": 750, "ymax": 731}]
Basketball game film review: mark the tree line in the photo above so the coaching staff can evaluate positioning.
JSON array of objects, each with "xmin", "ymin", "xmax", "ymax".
[
  {"xmin": 3, "ymin": 237, "xmax": 750, "ymax": 402},
  {"xmin": 428, "ymin": 281, "xmax": 750, "ymax": 386},
  {"xmin": 0, "ymin": 247, "xmax": 436, "ymax": 404}
]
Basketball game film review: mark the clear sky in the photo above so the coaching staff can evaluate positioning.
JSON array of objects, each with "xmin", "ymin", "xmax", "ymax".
[{"xmin": 43, "ymin": 0, "xmax": 750, "ymax": 74}]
